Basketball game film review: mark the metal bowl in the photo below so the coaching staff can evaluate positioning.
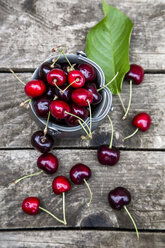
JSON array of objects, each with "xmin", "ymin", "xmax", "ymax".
[{"xmin": 30, "ymin": 51, "xmax": 112, "ymax": 138}]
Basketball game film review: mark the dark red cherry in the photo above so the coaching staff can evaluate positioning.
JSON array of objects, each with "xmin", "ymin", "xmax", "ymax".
[
  {"xmin": 49, "ymin": 100, "xmax": 70, "ymax": 119},
  {"xmin": 37, "ymin": 153, "xmax": 58, "ymax": 174},
  {"xmin": 108, "ymin": 187, "xmax": 131, "ymax": 210},
  {"xmin": 45, "ymin": 85, "xmax": 56, "ymax": 100},
  {"xmin": 85, "ymin": 82, "xmax": 102, "ymax": 105},
  {"xmin": 22, "ymin": 197, "xmax": 40, "ymax": 215},
  {"xmin": 35, "ymin": 97, "xmax": 50, "ymax": 118},
  {"xmin": 132, "ymin": 112, "xmax": 151, "ymax": 132},
  {"xmin": 55, "ymin": 85, "xmax": 72, "ymax": 102},
  {"xmin": 68, "ymin": 70, "xmax": 85, "ymax": 88},
  {"xmin": 125, "ymin": 64, "xmax": 144, "ymax": 85},
  {"xmin": 39, "ymin": 61, "xmax": 61, "ymax": 81},
  {"xmin": 65, "ymin": 104, "xmax": 89, "ymax": 126},
  {"xmin": 47, "ymin": 69, "xmax": 67, "ymax": 86},
  {"xmin": 31, "ymin": 131, "xmax": 54, "ymax": 153},
  {"xmin": 52, "ymin": 176, "xmax": 71, "ymax": 195},
  {"xmin": 24, "ymin": 80, "xmax": 46, "ymax": 98},
  {"xmin": 78, "ymin": 63, "xmax": 96, "ymax": 82},
  {"xmin": 97, "ymin": 145, "xmax": 120, "ymax": 166},
  {"xmin": 71, "ymin": 88, "xmax": 93, "ymax": 107},
  {"xmin": 70, "ymin": 163, "xmax": 91, "ymax": 184}
]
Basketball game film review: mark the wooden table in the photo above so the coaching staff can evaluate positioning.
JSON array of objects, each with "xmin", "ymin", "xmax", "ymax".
[{"xmin": 0, "ymin": 0, "xmax": 165, "ymax": 247}]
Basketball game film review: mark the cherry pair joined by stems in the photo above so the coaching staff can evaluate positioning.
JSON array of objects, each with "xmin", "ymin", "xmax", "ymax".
[
  {"xmin": 108, "ymin": 187, "xmax": 139, "ymax": 240},
  {"xmin": 70, "ymin": 164, "xmax": 92, "ymax": 206},
  {"xmin": 15, "ymin": 153, "xmax": 59, "ymax": 184},
  {"xmin": 97, "ymin": 115, "xmax": 120, "ymax": 166},
  {"xmin": 122, "ymin": 112, "xmax": 151, "ymax": 142}
]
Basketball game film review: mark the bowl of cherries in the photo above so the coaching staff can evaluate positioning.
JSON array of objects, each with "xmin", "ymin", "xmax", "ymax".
[{"xmin": 30, "ymin": 51, "xmax": 112, "ymax": 139}]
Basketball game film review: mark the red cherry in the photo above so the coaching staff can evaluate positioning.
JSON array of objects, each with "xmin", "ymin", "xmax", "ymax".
[
  {"xmin": 37, "ymin": 153, "xmax": 59, "ymax": 174},
  {"xmin": 132, "ymin": 112, "xmax": 151, "ymax": 131},
  {"xmin": 68, "ymin": 70, "xmax": 85, "ymax": 88},
  {"xmin": 49, "ymin": 100, "xmax": 70, "ymax": 119},
  {"xmin": 71, "ymin": 88, "xmax": 93, "ymax": 107},
  {"xmin": 125, "ymin": 64, "xmax": 144, "ymax": 85},
  {"xmin": 70, "ymin": 163, "xmax": 91, "ymax": 184},
  {"xmin": 22, "ymin": 197, "xmax": 40, "ymax": 215},
  {"xmin": 47, "ymin": 69, "xmax": 67, "ymax": 86},
  {"xmin": 78, "ymin": 63, "xmax": 96, "ymax": 82},
  {"xmin": 52, "ymin": 176, "xmax": 71, "ymax": 195},
  {"xmin": 65, "ymin": 103, "xmax": 89, "ymax": 126},
  {"xmin": 24, "ymin": 80, "xmax": 46, "ymax": 98}
]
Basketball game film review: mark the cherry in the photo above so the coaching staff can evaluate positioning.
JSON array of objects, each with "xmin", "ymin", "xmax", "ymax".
[
  {"xmin": 31, "ymin": 131, "xmax": 54, "ymax": 153},
  {"xmin": 47, "ymin": 69, "xmax": 67, "ymax": 86},
  {"xmin": 85, "ymin": 82, "xmax": 102, "ymax": 105},
  {"xmin": 108, "ymin": 187, "xmax": 139, "ymax": 239},
  {"xmin": 78, "ymin": 63, "xmax": 95, "ymax": 82},
  {"xmin": 97, "ymin": 115, "xmax": 120, "ymax": 166},
  {"xmin": 71, "ymin": 88, "xmax": 93, "ymax": 107},
  {"xmin": 125, "ymin": 64, "xmax": 144, "ymax": 85},
  {"xmin": 45, "ymin": 85, "xmax": 56, "ymax": 100},
  {"xmin": 22, "ymin": 197, "xmax": 65, "ymax": 224},
  {"xmin": 24, "ymin": 80, "xmax": 46, "ymax": 98},
  {"xmin": 39, "ymin": 61, "xmax": 61, "ymax": 81},
  {"xmin": 55, "ymin": 85, "xmax": 72, "ymax": 102},
  {"xmin": 52, "ymin": 176, "xmax": 71, "ymax": 225},
  {"xmin": 52, "ymin": 176, "xmax": 71, "ymax": 195},
  {"xmin": 122, "ymin": 112, "xmax": 151, "ymax": 141},
  {"xmin": 97, "ymin": 145, "xmax": 120, "ymax": 166},
  {"xmin": 22, "ymin": 197, "xmax": 40, "ymax": 215},
  {"xmin": 65, "ymin": 104, "xmax": 89, "ymax": 126},
  {"xmin": 35, "ymin": 97, "xmax": 50, "ymax": 118},
  {"xmin": 108, "ymin": 187, "xmax": 131, "ymax": 210},
  {"xmin": 49, "ymin": 100, "xmax": 70, "ymax": 119},
  {"xmin": 37, "ymin": 153, "xmax": 58, "ymax": 174},
  {"xmin": 68, "ymin": 70, "xmax": 85, "ymax": 88},
  {"xmin": 70, "ymin": 163, "xmax": 92, "ymax": 206}
]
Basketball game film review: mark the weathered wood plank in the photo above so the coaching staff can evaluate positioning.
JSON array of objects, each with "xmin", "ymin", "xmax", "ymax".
[
  {"xmin": 0, "ymin": 150, "xmax": 165, "ymax": 229},
  {"xmin": 0, "ymin": 0, "xmax": 165, "ymax": 69},
  {"xmin": 1, "ymin": 73, "xmax": 165, "ymax": 149},
  {"xmin": 0, "ymin": 230, "xmax": 165, "ymax": 248}
]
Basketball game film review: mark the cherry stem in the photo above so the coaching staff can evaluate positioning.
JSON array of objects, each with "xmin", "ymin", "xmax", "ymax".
[
  {"xmin": 117, "ymin": 92, "xmax": 126, "ymax": 113},
  {"xmin": 124, "ymin": 206, "xmax": 139, "ymax": 240},
  {"xmin": 42, "ymin": 111, "xmax": 51, "ymax": 142},
  {"xmin": 87, "ymin": 100, "xmax": 92, "ymax": 137},
  {"xmin": 57, "ymin": 48, "xmax": 74, "ymax": 70},
  {"xmin": 122, "ymin": 128, "xmax": 139, "ymax": 142},
  {"xmin": 39, "ymin": 206, "xmax": 65, "ymax": 225},
  {"xmin": 107, "ymin": 115, "xmax": 113, "ymax": 149},
  {"xmin": 62, "ymin": 79, "xmax": 79, "ymax": 93},
  {"xmin": 9, "ymin": 68, "xmax": 26, "ymax": 86},
  {"xmin": 83, "ymin": 179, "xmax": 92, "ymax": 207},
  {"xmin": 20, "ymin": 98, "xmax": 31, "ymax": 107},
  {"xmin": 97, "ymin": 72, "xmax": 119, "ymax": 92},
  {"xmin": 122, "ymin": 80, "xmax": 132, "ymax": 120},
  {"xmin": 62, "ymin": 192, "xmax": 67, "ymax": 225},
  {"xmin": 51, "ymin": 47, "xmax": 66, "ymax": 67},
  {"xmin": 14, "ymin": 170, "xmax": 43, "ymax": 184},
  {"xmin": 78, "ymin": 121, "xmax": 92, "ymax": 140},
  {"xmin": 64, "ymin": 111, "xmax": 90, "ymax": 133}
]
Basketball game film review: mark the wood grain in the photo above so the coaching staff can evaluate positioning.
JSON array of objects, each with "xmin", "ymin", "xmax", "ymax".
[
  {"xmin": 0, "ymin": 149, "xmax": 165, "ymax": 229},
  {"xmin": 1, "ymin": 73, "xmax": 165, "ymax": 149},
  {"xmin": 0, "ymin": 0, "xmax": 165, "ymax": 69},
  {"xmin": 0, "ymin": 230, "xmax": 165, "ymax": 248}
]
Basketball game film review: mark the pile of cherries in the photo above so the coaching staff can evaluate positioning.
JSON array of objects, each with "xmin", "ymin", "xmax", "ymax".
[{"xmin": 10, "ymin": 50, "xmax": 152, "ymax": 240}]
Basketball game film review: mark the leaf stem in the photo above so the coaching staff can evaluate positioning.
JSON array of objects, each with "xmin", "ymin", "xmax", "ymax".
[
  {"xmin": 39, "ymin": 206, "xmax": 65, "ymax": 225},
  {"xmin": 14, "ymin": 170, "xmax": 43, "ymax": 184},
  {"xmin": 107, "ymin": 115, "xmax": 113, "ymax": 148},
  {"xmin": 122, "ymin": 80, "xmax": 132, "ymax": 120},
  {"xmin": 122, "ymin": 128, "xmax": 139, "ymax": 142},
  {"xmin": 117, "ymin": 92, "xmax": 126, "ymax": 113},
  {"xmin": 9, "ymin": 68, "xmax": 25, "ymax": 86},
  {"xmin": 124, "ymin": 206, "xmax": 139, "ymax": 240},
  {"xmin": 97, "ymin": 72, "xmax": 119, "ymax": 92},
  {"xmin": 83, "ymin": 179, "xmax": 92, "ymax": 206}
]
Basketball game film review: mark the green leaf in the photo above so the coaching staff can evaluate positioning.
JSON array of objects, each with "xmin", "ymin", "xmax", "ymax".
[{"xmin": 85, "ymin": 0, "xmax": 133, "ymax": 94}]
